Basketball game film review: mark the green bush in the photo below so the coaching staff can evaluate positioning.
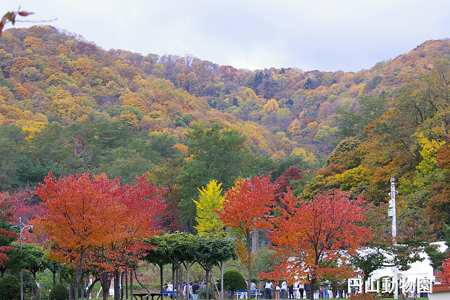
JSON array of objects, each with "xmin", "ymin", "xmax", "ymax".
[
  {"xmin": 219, "ymin": 270, "xmax": 247, "ymax": 291},
  {"xmin": 49, "ymin": 283, "xmax": 69, "ymax": 300},
  {"xmin": 22, "ymin": 270, "xmax": 36, "ymax": 297},
  {"xmin": 0, "ymin": 274, "xmax": 20, "ymax": 300}
]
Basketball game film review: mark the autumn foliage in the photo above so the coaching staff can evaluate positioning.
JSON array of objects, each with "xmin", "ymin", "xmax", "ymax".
[
  {"xmin": 3, "ymin": 24, "xmax": 450, "ymax": 298},
  {"xmin": 217, "ymin": 174, "xmax": 278, "ymax": 296},
  {"xmin": 0, "ymin": 192, "xmax": 18, "ymax": 267},
  {"xmin": 218, "ymin": 175, "xmax": 277, "ymax": 250},
  {"xmin": 436, "ymin": 257, "xmax": 450, "ymax": 284},
  {"xmin": 34, "ymin": 172, "xmax": 165, "ymax": 300},
  {"xmin": 194, "ymin": 179, "xmax": 225, "ymax": 233},
  {"xmin": 264, "ymin": 189, "xmax": 371, "ymax": 300},
  {"xmin": 218, "ymin": 175, "xmax": 277, "ymax": 237}
]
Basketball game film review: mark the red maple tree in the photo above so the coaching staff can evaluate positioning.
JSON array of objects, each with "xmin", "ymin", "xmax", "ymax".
[
  {"xmin": 0, "ymin": 191, "xmax": 18, "ymax": 267},
  {"xmin": 217, "ymin": 174, "xmax": 278, "ymax": 297},
  {"xmin": 264, "ymin": 189, "xmax": 371, "ymax": 300},
  {"xmin": 34, "ymin": 172, "xmax": 165, "ymax": 300},
  {"xmin": 87, "ymin": 174, "xmax": 165, "ymax": 300},
  {"xmin": 437, "ymin": 257, "xmax": 450, "ymax": 284},
  {"xmin": 10, "ymin": 189, "xmax": 47, "ymax": 245}
]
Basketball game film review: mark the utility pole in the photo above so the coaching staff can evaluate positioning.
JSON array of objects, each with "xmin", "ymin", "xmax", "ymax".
[
  {"xmin": 12, "ymin": 217, "xmax": 33, "ymax": 300},
  {"xmin": 388, "ymin": 177, "xmax": 398, "ymax": 300}
]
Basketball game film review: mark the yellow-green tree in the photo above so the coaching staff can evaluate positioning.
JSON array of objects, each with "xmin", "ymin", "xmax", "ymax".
[
  {"xmin": 291, "ymin": 147, "xmax": 317, "ymax": 166},
  {"xmin": 193, "ymin": 179, "xmax": 225, "ymax": 234},
  {"xmin": 414, "ymin": 135, "xmax": 445, "ymax": 188},
  {"xmin": 288, "ymin": 119, "xmax": 301, "ymax": 136},
  {"xmin": 263, "ymin": 98, "xmax": 279, "ymax": 112}
]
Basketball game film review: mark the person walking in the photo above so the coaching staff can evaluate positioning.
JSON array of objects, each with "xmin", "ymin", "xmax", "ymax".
[
  {"xmin": 199, "ymin": 279, "xmax": 206, "ymax": 291},
  {"xmin": 265, "ymin": 280, "xmax": 273, "ymax": 299},
  {"xmin": 281, "ymin": 281, "xmax": 287, "ymax": 299},
  {"xmin": 251, "ymin": 280, "xmax": 257, "ymax": 292},
  {"xmin": 322, "ymin": 286, "xmax": 329, "ymax": 299},
  {"xmin": 298, "ymin": 283, "xmax": 304, "ymax": 299},
  {"xmin": 288, "ymin": 284, "xmax": 294, "ymax": 299},
  {"xmin": 304, "ymin": 284, "xmax": 310, "ymax": 300},
  {"xmin": 275, "ymin": 282, "xmax": 280, "ymax": 299},
  {"xmin": 192, "ymin": 281, "xmax": 199, "ymax": 300},
  {"xmin": 259, "ymin": 280, "xmax": 265, "ymax": 299}
]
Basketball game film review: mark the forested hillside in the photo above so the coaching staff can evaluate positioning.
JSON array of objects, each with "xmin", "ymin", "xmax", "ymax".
[{"xmin": 2, "ymin": 26, "xmax": 450, "ymax": 234}]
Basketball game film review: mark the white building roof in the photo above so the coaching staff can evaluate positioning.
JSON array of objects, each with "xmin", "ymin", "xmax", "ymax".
[{"xmin": 370, "ymin": 241, "xmax": 448, "ymax": 283}]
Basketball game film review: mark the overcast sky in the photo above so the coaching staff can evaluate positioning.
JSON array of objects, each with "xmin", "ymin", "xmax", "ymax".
[{"xmin": 3, "ymin": 0, "xmax": 450, "ymax": 72}]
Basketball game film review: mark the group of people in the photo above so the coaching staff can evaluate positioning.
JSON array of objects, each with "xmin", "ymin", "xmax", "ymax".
[
  {"xmin": 165, "ymin": 279, "xmax": 347, "ymax": 299},
  {"xmin": 168, "ymin": 279, "xmax": 206, "ymax": 299},
  {"xmin": 259, "ymin": 280, "xmax": 346, "ymax": 299},
  {"xmin": 261, "ymin": 281, "xmax": 307, "ymax": 299},
  {"xmin": 163, "ymin": 282, "xmax": 174, "ymax": 292}
]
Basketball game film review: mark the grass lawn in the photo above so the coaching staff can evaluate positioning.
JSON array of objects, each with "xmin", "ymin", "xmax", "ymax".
[{"xmin": 88, "ymin": 298, "xmax": 430, "ymax": 300}]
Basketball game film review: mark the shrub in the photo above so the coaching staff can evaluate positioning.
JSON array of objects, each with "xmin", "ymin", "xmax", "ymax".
[
  {"xmin": 49, "ymin": 283, "xmax": 69, "ymax": 300},
  {"xmin": 219, "ymin": 270, "xmax": 247, "ymax": 292},
  {"xmin": 0, "ymin": 274, "xmax": 20, "ymax": 300}
]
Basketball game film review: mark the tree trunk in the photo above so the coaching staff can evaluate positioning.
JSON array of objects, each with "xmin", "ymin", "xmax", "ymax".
[
  {"xmin": 172, "ymin": 264, "xmax": 175, "ymax": 298},
  {"xmin": 131, "ymin": 270, "xmax": 134, "ymax": 300},
  {"xmin": 100, "ymin": 273, "xmax": 112, "ymax": 300},
  {"xmin": 206, "ymin": 269, "xmax": 210, "ymax": 300},
  {"xmin": 103, "ymin": 283, "xmax": 110, "ymax": 300},
  {"xmin": 74, "ymin": 256, "xmax": 84, "ymax": 300},
  {"xmin": 186, "ymin": 262, "xmax": 190, "ymax": 300},
  {"xmin": 309, "ymin": 279, "xmax": 315, "ymax": 300},
  {"xmin": 160, "ymin": 263, "xmax": 164, "ymax": 295},
  {"xmin": 125, "ymin": 271, "xmax": 128, "ymax": 300},
  {"xmin": 86, "ymin": 277, "xmax": 100, "ymax": 300},
  {"xmin": 81, "ymin": 280, "xmax": 85, "ymax": 300},
  {"xmin": 120, "ymin": 272, "xmax": 125, "ymax": 300},
  {"xmin": 247, "ymin": 237, "xmax": 252, "ymax": 300},
  {"xmin": 221, "ymin": 262, "xmax": 224, "ymax": 300},
  {"xmin": 53, "ymin": 270, "xmax": 56, "ymax": 288},
  {"xmin": 114, "ymin": 271, "xmax": 121, "ymax": 300},
  {"xmin": 175, "ymin": 266, "xmax": 179, "ymax": 300},
  {"xmin": 178, "ymin": 265, "xmax": 183, "ymax": 300}
]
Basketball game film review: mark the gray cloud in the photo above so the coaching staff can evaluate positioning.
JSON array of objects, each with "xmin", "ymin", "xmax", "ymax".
[{"xmin": 4, "ymin": 0, "xmax": 450, "ymax": 72}]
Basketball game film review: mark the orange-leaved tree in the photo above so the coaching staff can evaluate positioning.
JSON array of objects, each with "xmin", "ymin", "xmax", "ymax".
[
  {"xmin": 264, "ymin": 189, "xmax": 371, "ymax": 300},
  {"xmin": 86, "ymin": 173, "xmax": 165, "ymax": 300},
  {"xmin": 34, "ymin": 172, "xmax": 165, "ymax": 300},
  {"xmin": 217, "ymin": 174, "xmax": 277, "ymax": 297},
  {"xmin": 34, "ymin": 172, "xmax": 120, "ymax": 299}
]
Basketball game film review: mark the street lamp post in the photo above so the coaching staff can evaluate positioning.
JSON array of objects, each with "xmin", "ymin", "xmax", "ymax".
[{"xmin": 12, "ymin": 217, "xmax": 33, "ymax": 300}]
